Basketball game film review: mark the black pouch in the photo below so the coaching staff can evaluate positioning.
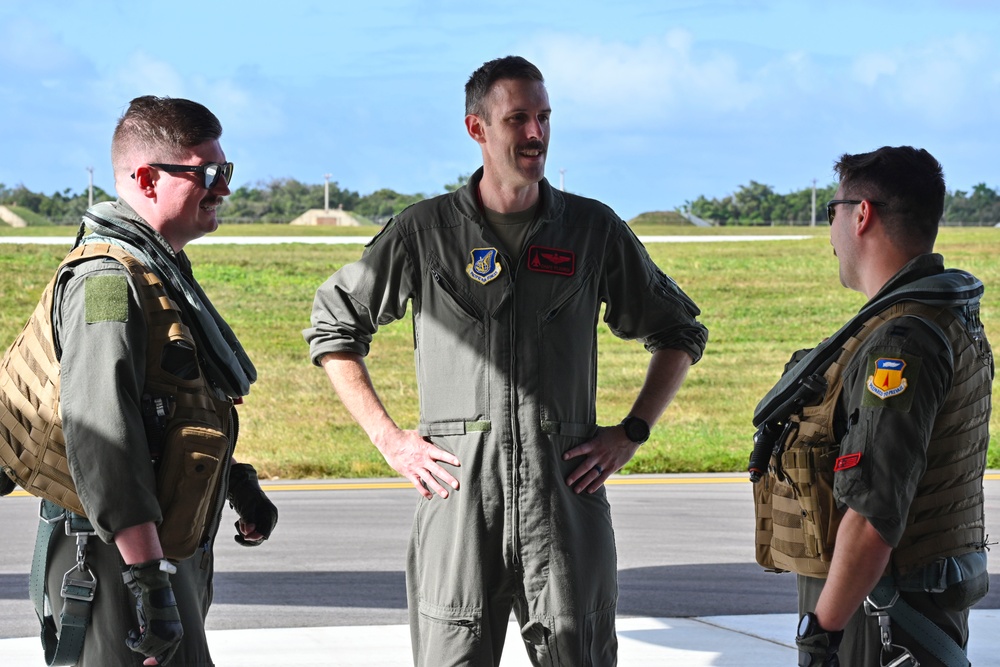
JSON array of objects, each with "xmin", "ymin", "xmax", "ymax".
[
  {"xmin": 936, "ymin": 558, "xmax": 990, "ymax": 612},
  {"xmin": 902, "ymin": 551, "xmax": 991, "ymax": 612}
]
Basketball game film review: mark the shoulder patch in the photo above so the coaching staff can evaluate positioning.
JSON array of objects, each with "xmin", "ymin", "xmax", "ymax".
[
  {"xmin": 84, "ymin": 275, "xmax": 129, "ymax": 323},
  {"xmin": 834, "ymin": 453, "xmax": 862, "ymax": 471},
  {"xmin": 861, "ymin": 352, "xmax": 922, "ymax": 411}
]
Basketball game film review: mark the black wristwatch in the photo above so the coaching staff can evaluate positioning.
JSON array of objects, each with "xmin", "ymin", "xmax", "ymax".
[
  {"xmin": 620, "ymin": 416, "xmax": 650, "ymax": 445},
  {"xmin": 796, "ymin": 612, "xmax": 843, "ymax": 666}
]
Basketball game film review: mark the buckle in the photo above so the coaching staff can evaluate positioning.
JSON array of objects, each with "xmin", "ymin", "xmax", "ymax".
[
  {"xmin": 38, "ymin": 502, "xmax": 66, "ymax": 524},
  {"xmin": 61, "ymin": 565, "xmax": 97, "ymax": 602}
]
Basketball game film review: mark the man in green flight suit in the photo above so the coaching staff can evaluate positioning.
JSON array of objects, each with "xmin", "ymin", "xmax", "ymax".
[{"xmin": 305, "ymin": 56, "xmax": 708, "ymax": 666}]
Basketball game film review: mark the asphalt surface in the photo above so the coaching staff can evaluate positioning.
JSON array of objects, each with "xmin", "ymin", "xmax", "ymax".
[{"xmin": 2, "ymin": 474, "xmax": 1000, "ymax": 665}]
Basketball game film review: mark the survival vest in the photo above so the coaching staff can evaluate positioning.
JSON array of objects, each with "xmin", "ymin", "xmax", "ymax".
[
  {"xmin": 0, "ymin": 243, "xmax": 234, "ymax": 560},
  {"xmin": 752, "ymin": 273, "xmax": 993, "ymax": 577}
]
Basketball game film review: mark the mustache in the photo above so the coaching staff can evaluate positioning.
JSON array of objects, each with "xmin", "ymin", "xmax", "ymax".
[
  {"xmin": 202, "ymin": 195, "xmax": 225, "ymax": 206},
  {"xmin": 519, "ymin": 141, "xmax": 546, "ymax": 153}
]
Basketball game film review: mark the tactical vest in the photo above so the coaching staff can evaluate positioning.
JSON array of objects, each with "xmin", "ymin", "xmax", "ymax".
[
  {"xmin": 0, "ymin": 243, "xmax": 234, "ymax": 559},
  {"xmin": 754, "ymin": 300, "xmax": 992, "ymax": 577}
]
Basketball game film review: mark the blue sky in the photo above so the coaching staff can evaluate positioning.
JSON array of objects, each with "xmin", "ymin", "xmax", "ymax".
[{"xmin": 1, "ymin": 0, "xmax": 998, "ymax": 221}]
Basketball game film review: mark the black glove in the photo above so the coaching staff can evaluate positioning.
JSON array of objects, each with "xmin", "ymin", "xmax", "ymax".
[
  {"xmin": 0, "ymin": 470, "xmax": 16, "ymax": 496},
  {"xmin": 796, "ymin": 613, "xmax": 843, "ymax": 667},
  {"xmin": 227, "ymin": 463, "xmax": 278, "ymax": 546},
  {"xmin": 122, "ymin": 559, "xmax": 184, "ymax": 665}
]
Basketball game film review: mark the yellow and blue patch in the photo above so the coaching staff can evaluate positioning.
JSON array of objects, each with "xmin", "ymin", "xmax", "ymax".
[
  {"xmin": 862, "ymin": 353, "xmax": 921, "ymax": 411},
  {"xmin": 466, "ymin": 248, "xmax": 502, "ymax": 285}
]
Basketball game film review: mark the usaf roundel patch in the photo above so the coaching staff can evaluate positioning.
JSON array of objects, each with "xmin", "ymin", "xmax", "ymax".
[
  {"xmin": 862, "ymin": 353, "xmax": 921, "ymax": 411},
  {"xmin": 466, "ymin": 248, "xmax": 502, "ymax": 285}
]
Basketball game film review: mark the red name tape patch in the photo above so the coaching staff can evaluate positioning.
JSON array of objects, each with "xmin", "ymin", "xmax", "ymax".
[
  {"xmin": 527, "ymin": 246, "xmax": 575, "ymax": 276},
  {"xmin": 833, "ymin": 453, "xmax": 862, "ymax": 472}
]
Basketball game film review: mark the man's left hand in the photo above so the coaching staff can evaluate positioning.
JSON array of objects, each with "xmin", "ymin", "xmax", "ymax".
[
  {"xmin": 227, "ymin": 463, "xmax": 278, "ymax": 546},
  {"xmin": 563, "ymin": 425, "xmax": 640, "ymax": 494}
]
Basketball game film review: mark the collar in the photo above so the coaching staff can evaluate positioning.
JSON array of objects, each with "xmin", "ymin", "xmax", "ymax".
[{"xmin": 453, "ymin": 167, "xmax": 565, "ymax": 225}]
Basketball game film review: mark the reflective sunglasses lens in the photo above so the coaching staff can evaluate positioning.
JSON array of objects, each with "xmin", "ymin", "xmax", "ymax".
[
  {"xmin": 202, "ymin": 163, "xmax": 219, "ymax": 189},
  {"xmin": 221, "ymin": 162, "xmax": 234, "ymax": 185}
]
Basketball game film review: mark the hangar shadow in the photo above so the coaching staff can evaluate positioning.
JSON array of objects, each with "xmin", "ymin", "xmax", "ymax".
[{"xmin": 3, "ymin": 565, "xmax": 997, "ymax": 616}]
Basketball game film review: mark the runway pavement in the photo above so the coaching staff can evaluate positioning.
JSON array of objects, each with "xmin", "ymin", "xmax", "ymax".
[{"xmin": 2, "ymin": 474, "xmax": 999, "ymax": 665}]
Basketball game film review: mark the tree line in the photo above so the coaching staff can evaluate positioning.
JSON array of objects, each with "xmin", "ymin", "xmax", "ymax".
[
  {"xmin": 0, "ymin": 177, "xmax": 464, "ymax": 226},
  {"xmin": 3, "ymin": 177, "xmax": 999, "ymax": 226},
  {"xmin": 685, "ymin": 181, "xmax": 1000, "ymax": 226}
]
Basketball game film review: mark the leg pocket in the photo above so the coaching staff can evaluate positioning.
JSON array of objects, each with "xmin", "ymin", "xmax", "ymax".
[{"xmin": 415, "ymin": 600, "xmax": 483, "ymax": 667}]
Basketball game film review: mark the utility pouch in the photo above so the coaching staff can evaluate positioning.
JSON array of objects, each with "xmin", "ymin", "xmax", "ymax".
[
  {"xmin": 156, "ymin": 423, "xmax": 229, "ymax": 561},
  {"xmin": 898, "ymin": 551, "xmax": 990, "ymax": 611}
]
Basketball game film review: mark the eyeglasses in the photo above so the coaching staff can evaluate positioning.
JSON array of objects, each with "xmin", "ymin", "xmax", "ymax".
[
  {"xmin": 132, "ymin": 162, "xmax": 235, "ymax": 190},
  {"xmin": 825, "ymin": 199, "xmax": 886, "ymax": 224}
]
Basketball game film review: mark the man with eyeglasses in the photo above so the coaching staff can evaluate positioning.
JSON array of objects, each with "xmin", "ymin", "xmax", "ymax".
[
  {"xmin": 751, "ymin": 146, "xmax": 992, "ymax": 666},
  {"xmin": 0, "ymin": 96, "xmax": 276, "ymax": 666}
]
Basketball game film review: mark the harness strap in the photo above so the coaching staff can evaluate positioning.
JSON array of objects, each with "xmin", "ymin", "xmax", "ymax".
[
  {"xmin": 868, "ymin": 577, "xmax": 970, "ymax": 667},
  {"xmin": 29, "ymin": 499, "xmax": 97, "ymax": 666}
]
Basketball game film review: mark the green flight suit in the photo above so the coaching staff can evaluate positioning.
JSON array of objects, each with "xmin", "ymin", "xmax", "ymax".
[{"xmin": 306, "ymin": 169, "xmax": 708, "ymax": 666}]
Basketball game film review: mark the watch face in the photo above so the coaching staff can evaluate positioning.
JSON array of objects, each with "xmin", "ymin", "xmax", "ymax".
[
  {"xmin": 623, "ymin": 417, "xmax": 649, "ymax": 444},
  {"xmin": 798, "ymin": 613, "xmax": 814, "ymax": 636}
]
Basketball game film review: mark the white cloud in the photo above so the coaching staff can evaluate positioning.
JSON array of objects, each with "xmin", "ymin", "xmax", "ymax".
[
  {"xmin": 850, "ymin": 34, "xmax": 999, "ymax": 124},
  {"xmin": 525, "ymin": 29, "xmax": 764, "ymax": 128}
]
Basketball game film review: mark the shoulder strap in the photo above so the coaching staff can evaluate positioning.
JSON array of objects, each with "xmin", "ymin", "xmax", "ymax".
[{"xmin": 754, "ymin": 270, "xmax": 982, "ymax": 426}]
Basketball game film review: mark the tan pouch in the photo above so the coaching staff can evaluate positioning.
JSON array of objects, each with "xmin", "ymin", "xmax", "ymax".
[{"xmin": 156, "ymin": 424, "xmax": 228, "ymax": 561}]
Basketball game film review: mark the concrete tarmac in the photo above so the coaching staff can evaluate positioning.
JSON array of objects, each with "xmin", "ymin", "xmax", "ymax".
[{"xmin": 2, "ymin": 474, "xmax": 999, "ymax": 665}]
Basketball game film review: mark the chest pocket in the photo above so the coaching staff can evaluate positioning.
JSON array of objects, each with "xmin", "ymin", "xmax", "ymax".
[
  {"xmin": 416, "ymin": 257, "xmax": 489, "ymax": 422},
  {"xmin": 535, "ymin": 262, "xmax": 598, "ymax": 426}
]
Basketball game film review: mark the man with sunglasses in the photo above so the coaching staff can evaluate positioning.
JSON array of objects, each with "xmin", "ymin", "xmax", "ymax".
[
  {"xmin": 1, "ymin": 96, "xmax": 275, "ymax": 666},
  {"xmin": 752, "ymin": 146, "xmax": 992, "ymax": 666}
]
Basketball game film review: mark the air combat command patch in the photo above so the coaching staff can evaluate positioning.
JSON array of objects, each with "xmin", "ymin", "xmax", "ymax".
[
  {"xmin": 862, "ymin": 353, "xmax": 922, "ymax": 411},
  {"xmin": 466, "ymin": 248, "xmax": 502, "ymax": 285}
]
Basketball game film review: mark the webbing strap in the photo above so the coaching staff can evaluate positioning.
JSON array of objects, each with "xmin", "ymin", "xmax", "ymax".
[
  {"xmin": 869, "ymin": 577, "xmax": 970, "ymax": 667},
  {"xmin": 29, "ymin": 499, "xmax": 96, "ymax": 666}
]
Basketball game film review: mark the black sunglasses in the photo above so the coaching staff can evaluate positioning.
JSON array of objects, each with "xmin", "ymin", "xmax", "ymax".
[
  {"xmin": 132, "ymin": 162, "xmax": 235, "ymax": 190},
  {"xmin": 825, "ymin": 199, "xmax": 886, "ymax": 224}
]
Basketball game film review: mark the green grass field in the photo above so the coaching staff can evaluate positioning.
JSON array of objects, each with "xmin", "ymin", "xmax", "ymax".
[{"xmin": 1, "ymin": 226, "xmax": 997, "ymax": 479}]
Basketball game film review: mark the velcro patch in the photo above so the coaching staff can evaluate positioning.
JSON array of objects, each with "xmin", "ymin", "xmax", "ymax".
[
  {"xmin": 834, "ymin": 453, "xmax": 862, "ymax": 471},
  {"xmin": 861, "ymin": 352, "xmax": 921, "ymax": 412},
  {"xmin": 526, "ymin": 246, "xmax": 575, "ymax": 276},
  {"xmin": 84, "ymin": 275, "xmax": 128, "ymax": 323}
]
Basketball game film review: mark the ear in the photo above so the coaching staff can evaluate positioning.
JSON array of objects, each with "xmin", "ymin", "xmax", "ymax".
[
  {"xmin": 465, "ymin": 114, "xmax": 487, "ymax": 144},
  {"xmin": 133, "ymin": 165, "xmax": 156, "ymax": 197},
  {"xmin": 856, "ymin": 199, "xmax": 878, "ymax": 236}
]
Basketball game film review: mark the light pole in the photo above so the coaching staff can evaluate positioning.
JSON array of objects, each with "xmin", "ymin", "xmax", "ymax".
[
  {"xmin": 559, "ymin": 168, "xmax": 565, "ymax": 191},
  {"xmin": 324, "ymin": 173, "xmax": 331, "ymax": 213},
  {"xmin": 810, "ymin": 178, "xmax": 816, "ymax": 227},
  {"xmin": 87, "ymin": 167, "xmax": 94, "ymax": 207}
]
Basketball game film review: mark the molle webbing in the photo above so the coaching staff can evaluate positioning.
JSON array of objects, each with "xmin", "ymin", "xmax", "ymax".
[
  {"xmin": 754, "ymin": 300, "xmax": 990, "ymax": 576},
  {"xmin": 0, "ymin": 243, "xmax": 230, "ymax": 516},
  {"xmin": 0, "ymin": 268, "xmax": 72, "ymax": 510},
  {"xmin": 890, "ymin": 304, "xmax": 992, "ymax": 573}
]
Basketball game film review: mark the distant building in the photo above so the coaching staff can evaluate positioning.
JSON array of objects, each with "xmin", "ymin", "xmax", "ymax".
[
  {"xmin": 289, "ymin": 205, "xmax": 370, "ymax": 227},
  {"xmin": 0, "ymin": 205, "xmax": 28, "ymax": 227}
]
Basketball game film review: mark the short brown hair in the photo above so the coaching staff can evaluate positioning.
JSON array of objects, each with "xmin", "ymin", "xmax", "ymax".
[
  {"xmin": 111, "ymin": 95, "xmax": 223, "ymax": 173},
  {"xmin": 465, "ymin": 56, "xmax": 544, "ymax": 123}
]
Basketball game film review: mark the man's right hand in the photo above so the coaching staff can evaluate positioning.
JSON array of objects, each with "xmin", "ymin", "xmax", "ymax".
[
  {"xmin": 122, "ymin": 559, "xmax": 184, "ymax": 666},
  {"xmin": 377, "ymin": 428, "xmax": 461, "ymax": 500},
  {"xmin": 796, "ymin": 613, "xmax": 842, "ymax": 667}
]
